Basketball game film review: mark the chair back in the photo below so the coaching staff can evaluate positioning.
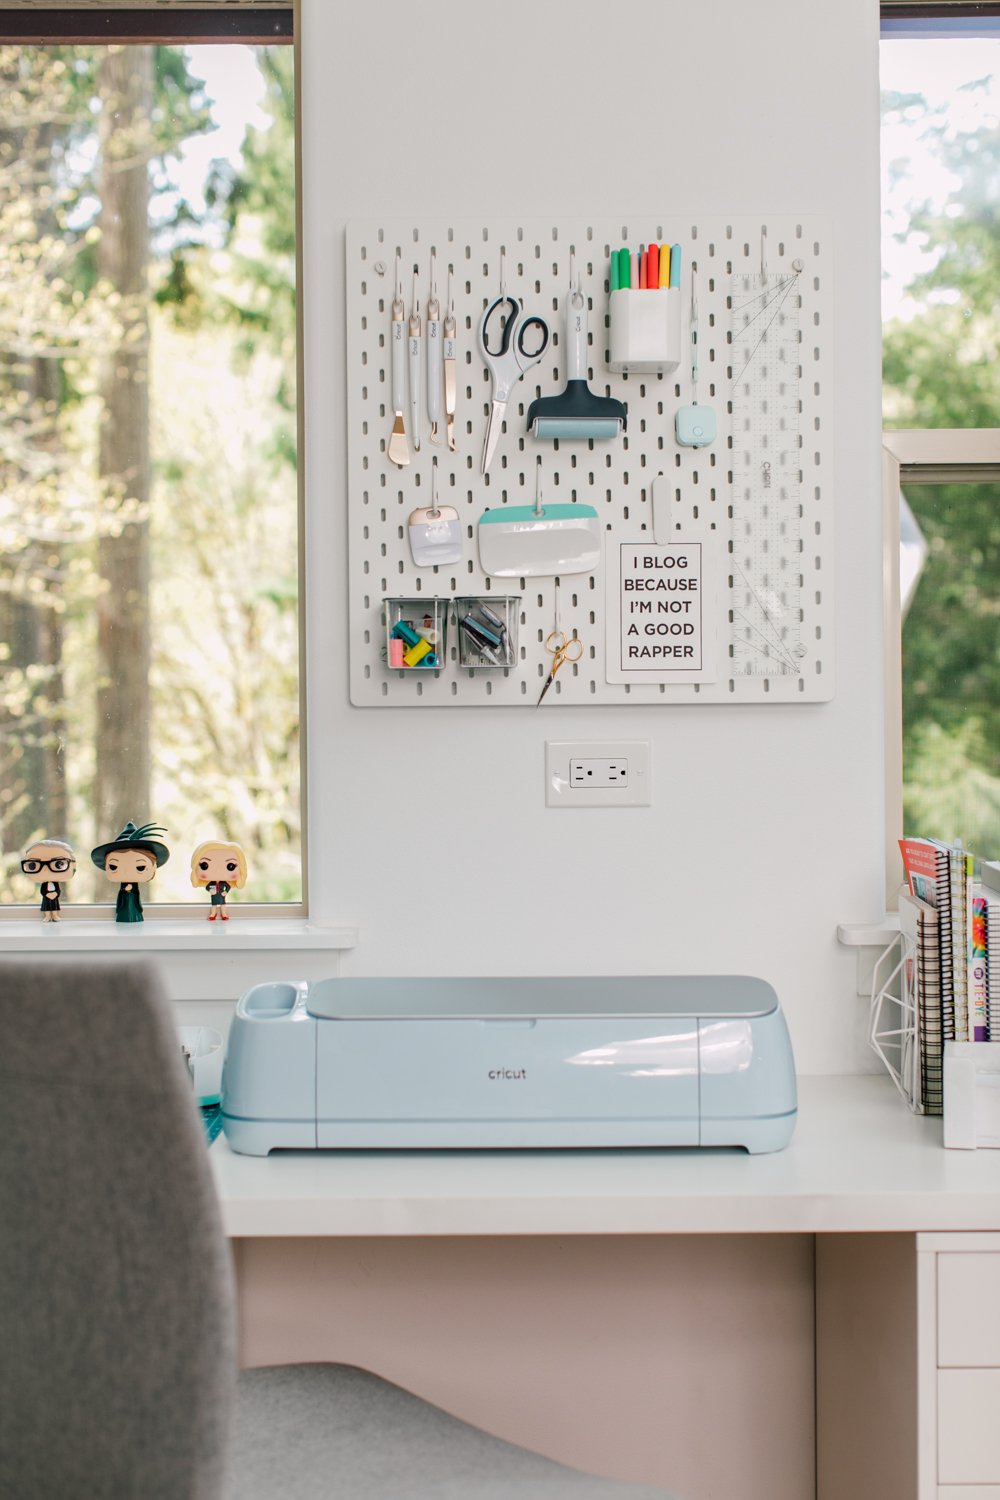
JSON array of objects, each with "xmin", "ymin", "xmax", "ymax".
[{"xmin": 0, "ymin": 960, "xmax": 235, "ymax": 1499}]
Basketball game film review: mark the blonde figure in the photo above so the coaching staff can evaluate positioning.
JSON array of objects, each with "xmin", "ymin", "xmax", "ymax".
[{"xmin": 191, "ymin": 840, "xmax": 247, "ymax": 920}]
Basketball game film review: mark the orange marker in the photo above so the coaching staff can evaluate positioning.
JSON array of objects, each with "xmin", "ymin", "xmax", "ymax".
[
  {"xmin": 647, "ymin": 243, "xmax": 658, "ymax": 289},
  {"xmin": 638, "ymin": 244, "xmax": 647, "ymax": 290}
]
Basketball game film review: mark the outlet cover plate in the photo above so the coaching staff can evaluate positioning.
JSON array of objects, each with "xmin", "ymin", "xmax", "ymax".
[{"xmin": 545, "ymin": 740, "xmax": 652, "ymax": 808}]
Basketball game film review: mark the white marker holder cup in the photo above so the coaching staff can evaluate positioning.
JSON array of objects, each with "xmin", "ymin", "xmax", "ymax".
[{"xmin": 607, "ymin": 288, "xmax": 682, "ymax": 374}]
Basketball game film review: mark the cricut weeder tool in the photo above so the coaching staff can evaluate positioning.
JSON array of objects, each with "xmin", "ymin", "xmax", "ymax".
[
  {"xmin": 408, "ymin": 269, "xmax": 422, "ymax": 455},
  {"xmin": 408, "ymin": 454, "xmax": 462, "ymax": 567},
  {"xmin": 528, "ymin": 257, "xmax": 626, "ymax": 442},
  {"xmin": 675, "ymin": 262, "xmax": 717, "ymax": 449},
  {"xmin": 388, "ymin": 254, "xmax": 410, "ymax": 468},
  {"xmin": 443, "ymin": 266, "xmax": 457, "ymax": 451},
  {"xmin": 427, "ymin": 251, "xmax": 443, "ymax": 446}
]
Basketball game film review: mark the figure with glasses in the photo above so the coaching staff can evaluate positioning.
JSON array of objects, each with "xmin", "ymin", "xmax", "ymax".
[{"xmin": 21, "ymin": 839, "xmax": 77, "ymax": 922}]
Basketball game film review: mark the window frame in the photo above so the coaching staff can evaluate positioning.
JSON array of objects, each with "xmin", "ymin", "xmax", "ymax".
[
  {"xmin": 882, "ymin": 431, "xmax": 1000, "ymax": 905},
  {"xmin": 0, "ymin": 0, "xmax": 307, "ymax": 921}
]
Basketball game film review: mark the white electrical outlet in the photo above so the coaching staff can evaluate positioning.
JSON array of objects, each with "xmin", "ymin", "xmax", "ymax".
[{"xmin": 545, "ymin": 741, "xmax": 651, "ymax": 808}]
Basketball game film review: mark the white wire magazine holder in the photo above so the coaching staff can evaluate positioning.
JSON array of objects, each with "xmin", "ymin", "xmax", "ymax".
[{"xmin": 869, "ymin": 929, "xmax": 923, "ymax": 1113}]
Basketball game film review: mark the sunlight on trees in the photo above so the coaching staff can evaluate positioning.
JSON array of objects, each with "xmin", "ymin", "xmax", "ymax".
[
  {"xmin": 882, "ymin": 48, "xmax": 1000, "ymax": 856},
  {"xmin": 0, "ymin": 42, "xmax": 300, "ymax": 907}
]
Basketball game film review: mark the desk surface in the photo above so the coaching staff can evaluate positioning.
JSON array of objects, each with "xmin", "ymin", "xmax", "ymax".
[{"xmin": 211, "ymin": 1074, "xmax": 1000, "ymax": 1238}]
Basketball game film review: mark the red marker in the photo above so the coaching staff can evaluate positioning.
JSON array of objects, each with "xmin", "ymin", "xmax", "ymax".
[{"xmin": 647, "ymin": 243, "xmax": 659, "ymax": 290}]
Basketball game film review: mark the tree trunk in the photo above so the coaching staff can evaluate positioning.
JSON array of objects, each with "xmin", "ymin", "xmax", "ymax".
[{"xmin": 94, "ymin": 46, "xmax": 152, "ymax": 845}]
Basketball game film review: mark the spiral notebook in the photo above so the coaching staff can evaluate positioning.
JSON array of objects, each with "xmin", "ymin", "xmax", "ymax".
[
  {"xmin": 899, "ymin": 838, "xmax": 955, "ymax": 1050},
  {"xmin": 986, "ymin": 892, "xmax": 1000, "ymax": 1041},
  {"xmin": 899, "ymin": 888, "xmax": 942, "ymax": 1115}
]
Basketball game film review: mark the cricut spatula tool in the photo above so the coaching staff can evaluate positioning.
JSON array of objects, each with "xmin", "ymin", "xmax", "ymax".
[
  {"xmin": 427, "ymin": 250, "xmax": 443, "ymax": 446},
  {"xmin": 388, "ymin": 253, "xmax": 410, "ymax": 468},
  {"xmin": 477, "ymin": 456, "xmax": 601, "ymax": 578},
  {"xmin": 408, "ymin": 268, "xmax": 422, "ymax": 454},
  {"xmin": 408, "ymin": 456, "xmax": 462, "ymax": 567},
  {"xmin": 444, "ymin": 266, "xmax": 457, "ymax": 451}
]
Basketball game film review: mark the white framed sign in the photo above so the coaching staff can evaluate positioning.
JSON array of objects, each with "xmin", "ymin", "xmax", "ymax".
[{"xmin": 605, "ymin": 537, "xmax": 720, "ymax": 685}]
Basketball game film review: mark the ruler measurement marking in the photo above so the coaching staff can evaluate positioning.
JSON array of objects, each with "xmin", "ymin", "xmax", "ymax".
[{"xmin": 729, "ymin": 269, "xmax": 804, "ymax": 677}]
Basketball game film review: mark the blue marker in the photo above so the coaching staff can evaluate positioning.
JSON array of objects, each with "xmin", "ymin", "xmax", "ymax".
[{"xmin": 669, "ymin": 245, "xmax": 682, "ymax": 289}]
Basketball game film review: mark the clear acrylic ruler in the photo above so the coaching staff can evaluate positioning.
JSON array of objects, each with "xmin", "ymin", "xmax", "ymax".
[{"xmin": 729, "ymin": 259, "xmax": 810, "ymax": 682}]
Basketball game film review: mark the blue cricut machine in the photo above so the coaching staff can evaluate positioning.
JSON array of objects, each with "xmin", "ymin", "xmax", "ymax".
[{"xmin": 220, "ymin": 975, "xmax": 797, "ymax": 1157}]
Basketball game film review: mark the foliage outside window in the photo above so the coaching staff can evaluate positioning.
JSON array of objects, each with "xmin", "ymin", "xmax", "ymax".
[
  {"xmin": 881, "ymin": 28, "xmax": 1000, "ymax": 855},
  {"xmin": 0, "ymin": 29, "xmax": 301, "ymax": 907}
]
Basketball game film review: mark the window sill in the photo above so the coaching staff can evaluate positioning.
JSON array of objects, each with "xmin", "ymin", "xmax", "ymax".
[{"xmin": 0, "ymin": 919, "xmax": 360, "ymax": 1000}]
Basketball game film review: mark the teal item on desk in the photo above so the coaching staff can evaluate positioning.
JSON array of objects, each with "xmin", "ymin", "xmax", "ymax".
[
  {"xmin": 201, "ymin": 1104, "xmax": 223, "ymax": 1146},
  {"xmin": 221, "ymin": 975, "xmax": 797, "ymax": 1158}
]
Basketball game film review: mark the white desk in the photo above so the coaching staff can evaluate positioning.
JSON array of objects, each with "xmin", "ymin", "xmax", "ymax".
[
  {"xmin": 212, "ymin": 1077, "xmax": 1000, "ymax": 1500},
  {"xmin": 212, "ymin": 1075, "xmax": 1000, "ymax": 1237}
]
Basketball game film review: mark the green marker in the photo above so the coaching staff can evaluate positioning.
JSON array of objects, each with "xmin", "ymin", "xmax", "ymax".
[{"xmin": 610, "ymin": 248, "xmax": 620, "ymax": 292}]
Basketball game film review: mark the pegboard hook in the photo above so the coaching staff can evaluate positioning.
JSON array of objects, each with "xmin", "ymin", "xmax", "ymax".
[
  {"xmin": 499, "ymin": 246, "xmax": 507, "ymax": 298},
  {"xmin": 569, "ymin": 247, "xmax": 582, "ymax": 298},
  {"xmin": 534, "ymin": 453, "xmax": 544, "ymax": 517},
  {"xmin": 428, "ymin": 454, "xmax": 441, "ymax": 520}
]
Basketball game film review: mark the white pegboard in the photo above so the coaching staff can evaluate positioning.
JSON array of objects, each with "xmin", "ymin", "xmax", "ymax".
[{"xmin": 345, "ymin": 217, "xmax": 834, "ymax": 706}]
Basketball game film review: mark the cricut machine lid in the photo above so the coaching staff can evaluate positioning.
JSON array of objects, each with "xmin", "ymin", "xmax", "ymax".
[{"xmin": 305, "ymin": 975, "xmax": 779, "ymax": 1021}]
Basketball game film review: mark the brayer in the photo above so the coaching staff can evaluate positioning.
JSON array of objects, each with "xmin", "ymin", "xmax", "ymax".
[{"xmin": 528, "ymin": 272, "xmax": 626, "ymax": 442}]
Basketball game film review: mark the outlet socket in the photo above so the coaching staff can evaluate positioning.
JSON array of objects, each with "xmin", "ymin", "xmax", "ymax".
[
  {"xmin": 570, "ymin": 758, "xmax": 629, "ymax": 789},
  {"xmin": 546, "ymin": 741, "xmax": 651, "ymax": 808}
]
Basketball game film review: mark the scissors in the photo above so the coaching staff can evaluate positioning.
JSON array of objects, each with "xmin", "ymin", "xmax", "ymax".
[
  {"xmin": 537, "ymin": 629, "xmax": 584, "ymax": 706},
  {"xmin": 478, "ymin": 295, "xmax": 550, "ymax": 475}
]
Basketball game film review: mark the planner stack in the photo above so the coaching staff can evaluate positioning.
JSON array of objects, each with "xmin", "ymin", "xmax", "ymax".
[{"xmin": 899, "ymin": 840, "xmax": 1000, "ymax": 1115}]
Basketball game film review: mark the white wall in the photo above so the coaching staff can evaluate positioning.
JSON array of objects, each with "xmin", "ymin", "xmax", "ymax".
[{"xmin": 303, "ymin": 0, "xmax": 885, "ymax": 1075}]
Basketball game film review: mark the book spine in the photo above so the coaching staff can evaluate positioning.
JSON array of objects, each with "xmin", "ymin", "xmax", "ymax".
[
  {"xmin": 937, "ymin": 849, "xmax": 955, "ymax": 1044},
  {"xmin": 988, "ymin": 895, "xmax": 1000, "ymax": 1042},
  {"xmin": 949, "ymin": 846, "xmax": 969, "ymax": 1042},
  {"xmin": 971, "ymin": 891, "xmax": 989, "ymax": 1041}
]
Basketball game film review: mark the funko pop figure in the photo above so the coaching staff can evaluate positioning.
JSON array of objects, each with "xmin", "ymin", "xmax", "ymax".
[
  {"xmin": 190, "ymin": 840, "xmax": 247, "ymax": 920},
  {"xmin": 21, "ymin": 838, "xmax": 76, "ymax": 921},
  {"xmin": 91, "ymin": 821, "xmax": 170, "ymax": 924}
]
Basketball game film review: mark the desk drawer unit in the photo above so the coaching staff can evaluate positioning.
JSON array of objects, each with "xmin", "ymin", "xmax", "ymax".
[{"xmin": 922, "ymin": 1235, "xmax": 1000, "ymax": 1498}]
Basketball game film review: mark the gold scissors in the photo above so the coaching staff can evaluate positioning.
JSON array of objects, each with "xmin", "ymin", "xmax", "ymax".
[{"xmin": 537, "ymin": 629, "xmax": 583, "ymax": 705}]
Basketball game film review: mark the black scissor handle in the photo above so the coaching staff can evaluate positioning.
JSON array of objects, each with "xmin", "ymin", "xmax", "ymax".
[
  {"xmin": 517, "ymin": 314, "xmax": 550, "ymax": 361},
  {"xmin": 480, "ymin": 295, "xmax": 523, "ymax": 358}
]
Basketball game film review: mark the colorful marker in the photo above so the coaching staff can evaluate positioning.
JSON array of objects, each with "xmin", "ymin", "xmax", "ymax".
[
  {"xmin": 659, "ymin": 245, "xmax": 670, "ymax": 288},
  {"xmin": 669, "ymin": 244, "xmax": 682, "ymax": 289},
  {"xmin": 646, "ymin": 243, "xmax": 658, "ymax": 289}
]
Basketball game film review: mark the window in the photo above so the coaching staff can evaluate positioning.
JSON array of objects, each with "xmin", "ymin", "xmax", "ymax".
[
  {"xmin": 881, "ymin": 5, "xmax": 1000, "ymax": 889},
  {"xmin": 0, "ymin": 5, "xmax": 302, "ymax": 910}
]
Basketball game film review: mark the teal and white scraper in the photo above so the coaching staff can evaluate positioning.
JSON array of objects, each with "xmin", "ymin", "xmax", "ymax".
[{"xmin": 528, "ymin": 270, "xmax": 626, "ymax": 442}]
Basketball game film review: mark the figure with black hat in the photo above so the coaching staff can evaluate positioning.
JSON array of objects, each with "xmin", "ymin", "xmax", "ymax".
[{"xmin": 91, "ymin": 821, "xmax": 170, "ymax": 923}]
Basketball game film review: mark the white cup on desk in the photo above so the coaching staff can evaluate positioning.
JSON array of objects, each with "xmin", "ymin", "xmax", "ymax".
[{"xmin": 178, "ymin": 1026, "xmax": 223, "ymax": 1106}]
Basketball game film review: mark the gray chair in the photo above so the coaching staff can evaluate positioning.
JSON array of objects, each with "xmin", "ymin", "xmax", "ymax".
[{"xmin": 0, "ymin": 961, "xmax": 680, "ymax": 1500}]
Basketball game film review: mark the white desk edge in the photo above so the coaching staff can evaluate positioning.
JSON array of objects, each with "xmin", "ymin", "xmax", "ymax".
[{"xmin": 211, "ymin": 1074, "xmax": 1000, "ymax": 1238}]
